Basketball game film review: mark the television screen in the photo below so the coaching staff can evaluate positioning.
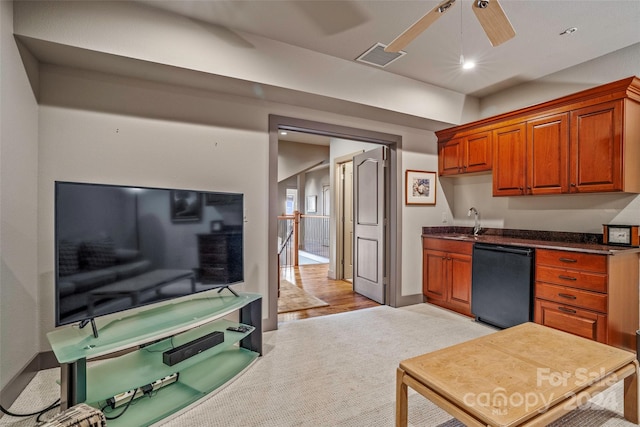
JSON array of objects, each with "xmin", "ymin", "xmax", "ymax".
[{"xmin": 55, "ymin": 181, "xmax": 244, "ymax": 326}]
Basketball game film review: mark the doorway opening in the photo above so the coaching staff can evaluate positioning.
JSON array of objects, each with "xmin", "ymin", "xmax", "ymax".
[{"xmin": 267, "ymin": 115, "xmax": 402, "ymax": 331}]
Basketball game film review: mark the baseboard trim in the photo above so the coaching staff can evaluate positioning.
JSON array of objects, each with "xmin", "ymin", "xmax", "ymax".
[
  {"xmin": 0, "ymin": 351, "xmax": 58, "ymax": 412},
  {"xmin": 392, "ymin": 293, "xmax": 424, "ymax": 308}
]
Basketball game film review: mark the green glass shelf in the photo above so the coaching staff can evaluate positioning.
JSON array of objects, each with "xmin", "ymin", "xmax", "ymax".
[
  {"xmin": 85, "ymin": 319, "xmax": 256, "ymax": 403},
  {"xmin": 90, "ymin": 348, "xmax": 259, "ymax": 427},
  {"xmin": 47, "ymin": 292, "xmax": 261, "ymax": 363}
]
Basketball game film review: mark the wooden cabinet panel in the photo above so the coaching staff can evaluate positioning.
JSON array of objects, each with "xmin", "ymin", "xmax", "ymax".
[
  {"xmin": 423, "ymin": 249, "xmax": 447, "ymax": 301},
  {"xmin": 422, "ymin": 237, "xmax": 472, "ymax": 316},
  {"xmin": 571, "ymin": 101, "xmax": 622, "ymax": 193},
  {"xmin": 449, "ymin": 253, "xmax": 472, "ymax": 310},
  {"xmin": 439, "ymin": 138, "xmax": 463, "ymax": 176},
  {"xmin": 438, "ymin": 131, "xmax": 492, "ymax": 176},
  {"xmin": 535, "ymin": 282, "xmax": 607, "ymax": 313},
  {"xmin": 437, "ymin": 77, "xmax": 640, "ymax": 196},
  {"xmin": 536, "ymin": 249, "xmax": 607, "ymax": 272},
  {"xmin": 465, "ymin": 131, "xmax": 492, "ymax": 173},
  {"xmin": 535, "ymin": 299, "xmax": 606, "ymax": 343},
  {"xmin": 492, "ymin": 123, "xmax": 526, "ymax": 196},
  {"xmin": 536, "ymin": 265, "xmax": 607, "ymax": 293},
  {"xmin": 527, "ymin": 113, "xmax": 569, "ymax": 195},
  {"xmin": 570, "ymin": 100, "xmax": 623, "ymax": 193}
]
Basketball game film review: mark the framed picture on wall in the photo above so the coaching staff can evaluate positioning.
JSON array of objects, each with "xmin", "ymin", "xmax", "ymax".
[
  {"xmin": 170, "ymin": 190, "xmax": 202, "ymax": 222},
  {"xmin": 405, "ymin": 170, "xmax": 436, "ymax": 205}
]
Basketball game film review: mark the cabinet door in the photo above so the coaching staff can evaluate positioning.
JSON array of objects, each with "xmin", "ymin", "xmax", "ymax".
[
  {"xmin": 534, "ymin": 299, "xmax": 607, "ymax": 343},
  {"xmin": 570, "ymin": 101, "xmax": 623, "ymax": 193},
  {"xmin": 423, "ymin": 249, "xmax": 447, "ymax": 301},
  {"xmin": 464, "ymin": 131, "xmax": 492, "ymax": 173},
  {"xmin": 438, "ymin": 138, "xmax": 463, "ymax": 176},
  {"xmin": 527, "ymin": 113, "xmax": 569, "ymax": 195},
  {"xmin": 448, "ymin": 252, "xmax": 472, "ymax": 314},
  {"xmin": 493, "ymin": 123, "xmax": 526, "ymax": 196}
]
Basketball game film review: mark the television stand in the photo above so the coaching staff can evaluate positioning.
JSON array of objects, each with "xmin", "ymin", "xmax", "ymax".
[
  {"xmin": 47, "ymin": 292, "xmax": 262, "ymax": 426},
  {"xmin": 214, "ymin": 284, "xmax": 239, "ymax": 297},
  {"xmin": 78, "ymin": 318, "xmax": 99, "ymax": 339}
]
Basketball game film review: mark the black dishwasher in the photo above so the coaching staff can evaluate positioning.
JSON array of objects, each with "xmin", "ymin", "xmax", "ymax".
[{"xmin": 471, "ymin": 243, "xmax": 534, "ymax": 329}]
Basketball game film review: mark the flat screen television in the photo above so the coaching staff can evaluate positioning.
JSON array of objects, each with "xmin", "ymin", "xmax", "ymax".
[{"xmin": 55, "ymin": 181, "xmax": 244, "ymax": 328}]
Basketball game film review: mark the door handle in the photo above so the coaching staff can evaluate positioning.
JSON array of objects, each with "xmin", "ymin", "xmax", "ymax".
[
  {"xmin": 558, "ymin": 275, "xmax": 577, "ymax": 281},
  {"xmin": 558, "ymin": 293, "xmax": 577, "ymax": 299},
  {"xmin": 558, "ymin": 306, "xmax": 577, "ymax": 314},
  {"xmin": 558, "ymin": 257, "xmax": 577, "ymax": 263}
]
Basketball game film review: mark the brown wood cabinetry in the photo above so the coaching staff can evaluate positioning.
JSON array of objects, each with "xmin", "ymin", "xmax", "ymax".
[
  {"xmin": 437, "ymin": 77, "xmax": 640, "ymax": 195},
  {"xmin": 438, "ymin": 131, "xmax": 492, "ymax": 176},
  {"xmin": 422, "ymin": 237, "xmax": 472, "ymax": 316},
  {"xmin": 534, "ymin": 248, "xmax": 639, "ymax": 351},
  {"xmin": 493, "ymin": 114, "xmax": 570, "ymax": 196}
]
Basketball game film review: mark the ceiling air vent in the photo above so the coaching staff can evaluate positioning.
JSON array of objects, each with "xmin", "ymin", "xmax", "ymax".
[{"xmin": 356, "ymin": 43, "xmax": 406, "ymax": 68}]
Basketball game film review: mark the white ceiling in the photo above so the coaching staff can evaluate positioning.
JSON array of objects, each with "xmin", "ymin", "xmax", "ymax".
[{"xmin": 137, "ymin": 0, "xmax": 640, "ymax": 98}]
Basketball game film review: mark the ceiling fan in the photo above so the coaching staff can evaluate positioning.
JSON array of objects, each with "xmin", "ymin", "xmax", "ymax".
[{"xmin": 384, "ymin": 0, "xmax": 515, "ymax": 53}]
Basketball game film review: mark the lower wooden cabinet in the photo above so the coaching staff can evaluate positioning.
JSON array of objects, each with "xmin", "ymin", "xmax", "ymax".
[
  {"xmin": 534, "ymin": 298, "xmax": 607, "ymax": 343},
  {"xmin": 533, "ymin": 248, "xmax": 638, "ymax": 352},
  {"xmin": 422, "ymin": 237, "xmax": 472, "ymax": 316}
]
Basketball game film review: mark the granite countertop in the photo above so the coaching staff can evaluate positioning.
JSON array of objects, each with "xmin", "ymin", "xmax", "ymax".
[{"xmin": 422, "ymin": 226, "xmax": 640, "ymax": 256}]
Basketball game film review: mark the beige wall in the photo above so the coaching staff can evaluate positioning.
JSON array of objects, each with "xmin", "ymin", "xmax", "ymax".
[
  {"xmin": 0, "ymin": 0, "xmax": 40, "ymax": 391},
  {"xmin": 36, "ymin": 64, "xmax": 440, "ymax": 344}
]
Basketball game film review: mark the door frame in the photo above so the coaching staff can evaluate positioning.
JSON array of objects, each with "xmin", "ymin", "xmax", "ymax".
[
  {"xmin": 335, "ymin": 153, "xmax": 360, "ymax": 281},
  {"xmin": 267, "ymin": 115, "xmax": 405, "ymax": 331}
]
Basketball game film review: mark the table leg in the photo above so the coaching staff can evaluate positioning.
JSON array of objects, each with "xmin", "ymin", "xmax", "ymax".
[
  {"xmin": 396, "ymin": 367, "xmax": 408, "ymax": 427},
  {"xmin": 624, "ymin": 360, "xmax": 640, "ymax": 424}
]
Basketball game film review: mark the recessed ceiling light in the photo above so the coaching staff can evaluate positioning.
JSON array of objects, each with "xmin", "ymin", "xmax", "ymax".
[
  {"xmin": 459, "ymin": 55, "xmax": 475, "ymax": 70},
  {"xmin": 560, "ymin": 27, "xmax": 578, "ymax": 36},
  {"xmin": 280, "ymin": 131, "xmax": 287, "ymax": 136}
]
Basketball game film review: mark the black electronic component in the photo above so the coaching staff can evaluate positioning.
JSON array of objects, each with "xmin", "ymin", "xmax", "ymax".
[{"xmin": 162, "ymin": 331, "xmax": 224, "ymax": 366}]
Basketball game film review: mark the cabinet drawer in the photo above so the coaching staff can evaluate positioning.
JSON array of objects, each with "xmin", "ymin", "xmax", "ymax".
[
  {"xmin": 535, "ymin": 282, "xmax": 607, "ymax": 313},
  {"xmin": 422, "ymin": 237, "xmax": 473, "ymax": 255},
  {"xmin": 536, "ymin": 249, "xmax": 607, "ymax": 273},
  {"xmin": 534, "ymin": 299, "xmax": 607, "ymax": 343},
  {"xmin": 536, "ymin": 265, "xmax": 607, "ymax": 292}
]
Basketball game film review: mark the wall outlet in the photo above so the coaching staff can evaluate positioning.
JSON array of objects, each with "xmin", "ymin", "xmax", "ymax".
[{"xmin": 441, "ymin": 212, "xmax": 448, "ymax": 224}]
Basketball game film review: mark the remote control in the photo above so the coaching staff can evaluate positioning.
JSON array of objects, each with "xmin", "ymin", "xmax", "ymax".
[{"xmin": 226, "ymin": 325, "xmax": 251, "ymax": 333}]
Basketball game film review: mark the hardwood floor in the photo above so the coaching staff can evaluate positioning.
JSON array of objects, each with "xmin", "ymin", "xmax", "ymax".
[{"xmin": 278, "ymin": 263, "xmax": 380, "ymax": 323}]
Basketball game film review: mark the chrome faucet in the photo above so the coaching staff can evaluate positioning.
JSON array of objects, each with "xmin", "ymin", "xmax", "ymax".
[{"xmin": 468, "ymin": 207, "xmax": 481, "ymax": 236}]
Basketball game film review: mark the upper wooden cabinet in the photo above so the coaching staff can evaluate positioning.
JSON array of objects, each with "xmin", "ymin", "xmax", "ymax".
[
  {"xmin": 438, "ymin": 131, "xmax": 492, "ymax": 176},
  {"xmin": 436, "ymin": 76, "xmax": 640, "ymax": 195}
]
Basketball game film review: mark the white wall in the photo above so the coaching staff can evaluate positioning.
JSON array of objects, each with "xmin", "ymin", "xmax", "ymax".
[{"xmin": 0, "ymin": 0, "xmax": 40, "ymax": 391}]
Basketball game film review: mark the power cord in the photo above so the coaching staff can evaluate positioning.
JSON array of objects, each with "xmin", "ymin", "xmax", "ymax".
[
  {"xmin": 101, "ymin": 384, "xmax": 154, "ymax": 420},
  {"xmin": 0, "ymin": 399, "xmax": 61, "ymax": 423}
]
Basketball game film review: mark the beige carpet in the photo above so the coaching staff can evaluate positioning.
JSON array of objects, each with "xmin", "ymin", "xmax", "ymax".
[
  {"xmin": 1, "ymin": 304, "xmax": 636, "ymax": 426},
  {"xmin": 277, "ymin": 279, "xmax": 329, "ymax": 313}
]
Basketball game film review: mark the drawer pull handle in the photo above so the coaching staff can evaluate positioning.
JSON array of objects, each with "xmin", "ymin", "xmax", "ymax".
[
  {"xmin": 558, "ymin": 293, "xmax": 577, "ymax": 299},
  {"xmin": 558, "ymin": 306, "xmax": 577, "ymax": 314},
  {"xmin": 558, "ymin": 257, "xmax": 577, "ymax": 263},
  {"xmin": 558, "ymin": 275, "xmax": 577, "ymax": 281}
]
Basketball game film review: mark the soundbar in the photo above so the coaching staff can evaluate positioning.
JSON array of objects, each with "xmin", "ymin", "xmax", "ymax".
[{"xmin": 163, "ymin": 330, "xmax": 224, "ymax": 366}]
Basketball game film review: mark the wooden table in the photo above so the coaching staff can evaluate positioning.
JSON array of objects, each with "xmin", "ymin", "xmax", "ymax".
[{"xmin": 396, "ymin": 322, "xmax": 639, "ymax": 426}]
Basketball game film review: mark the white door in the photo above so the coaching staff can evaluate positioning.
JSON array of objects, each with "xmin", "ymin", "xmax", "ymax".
[
  {"xmin": 343, "ymin": 162, "xmax": 353, "ymax": 280},
  {"xmin": 352, "ymin": 146, "xmax": 387, "ymax": 304}
]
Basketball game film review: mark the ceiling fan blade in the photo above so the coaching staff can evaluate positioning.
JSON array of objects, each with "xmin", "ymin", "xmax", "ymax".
[
  {"xmin": 472, "ymin": 0, "xmax": 515, "ymax": 47},
  {"xmin": 385, "ymin": 0, "xmax": 456, "ymax": 53}
]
